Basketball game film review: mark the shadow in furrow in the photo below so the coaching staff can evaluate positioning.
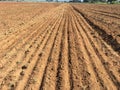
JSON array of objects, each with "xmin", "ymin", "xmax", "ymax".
[
  {"xmin": 39, "ymin": 16, "xmax": 63, "ymax": 90},
  {"xmin": 73, "ymin": 7, "xmax": 120, "ymax": 89},
  {"xmin": 73, "ymin": 7, "xmax": 120, "ymax": 54}
]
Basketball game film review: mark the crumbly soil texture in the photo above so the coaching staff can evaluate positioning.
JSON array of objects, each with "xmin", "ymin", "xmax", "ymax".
[{"xmin": 0, "ymin": 2, "xmax": 120, "ymax": 90}]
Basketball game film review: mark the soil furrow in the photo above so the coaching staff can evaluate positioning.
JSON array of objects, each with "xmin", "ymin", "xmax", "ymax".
[
  {"xmin": 74, "ymin": 9, "xmax": 120, "ymax": 89},
  {"xmin": 0, "ymin": 10, "xmax": 61, "ymax": 89},
  {"xmin": 73, "ymin": 14, "xmax": 107, "ymax": 89},
  {"xmin": 70, "ymin": 9, "xmax": 94, "ymax": 89},
  {"xmin": 0, "ymin": 9, "xmax": 60, "ymax": 59},
  {"xmin": 90, "ymin": 9, "xmax": 120, "ymax": 19},
  {"xmin": 15, "ymin": 10, "xmax": 63, "ymax": 90},
  {"xmin": 55, "ymin": 10, "xmax": 70, "ymax": 90},
  {"xmin": 72, "ymin": 12, "xmax": 102, "ymax": 90},
  {"xmin": 0, "ymin": 11, "xmax": 59, "ymax": 85},
  {"xmin": 73, "ymin": 7, "xmax": 120, "ymax": 54},
  {"xmin": 0, "ymin": 11, "xmax": 59, "ymax": 68},
  {"xmin": 83, "ymin": 9, "xmax": 120, "ymax": 20},
  {"xmin": 73, "ymin": 8, "xmax": 118, "ymax": 89},
  {"xmin": 67, "ymin": 8, "xmax": 84, "ymax": 89},
  {"xmin": 40, "ymin": 14, "xmax": 65, "ymax": 90},
  {"xmin": 35, "ymin": 11, "xmax": 64, "ymax": 90},
  {"xmin": 0, "ymin": 3, "xmax": 120, "ymax": 90}
]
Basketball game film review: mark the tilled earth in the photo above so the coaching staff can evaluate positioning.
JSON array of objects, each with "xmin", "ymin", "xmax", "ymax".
[{"xmin": 0, "ymin": 3, "xmax": 120, "ymax": 90}]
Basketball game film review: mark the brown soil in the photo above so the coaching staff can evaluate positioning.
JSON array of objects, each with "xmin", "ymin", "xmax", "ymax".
[{"xmin": 0, "ymin": 2, "xmax": 120, "ymax": 90}]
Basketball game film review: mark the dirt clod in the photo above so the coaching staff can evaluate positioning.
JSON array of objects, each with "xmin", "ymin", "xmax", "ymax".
[
  {"xmin": 20, "ymin": 71, "xmax": 25, "ymax": 76},
  {"xmin": 22, "ymin": 65, "xmax": 27, "ymax": 69}
]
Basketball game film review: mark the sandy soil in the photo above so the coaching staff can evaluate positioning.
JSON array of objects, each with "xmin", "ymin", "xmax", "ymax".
[
  {"xmin": 72, "ymin": 4, "xmax": 120, "ymax": 52},
  {"xmin": 0, "ymin": 2, "xmax": 120, "ymax": 90}
]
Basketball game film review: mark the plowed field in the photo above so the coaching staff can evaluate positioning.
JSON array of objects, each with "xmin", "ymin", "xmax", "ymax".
[{"xmin": 0, "ymin": 3, "xmax": 120, "ymax": 90}]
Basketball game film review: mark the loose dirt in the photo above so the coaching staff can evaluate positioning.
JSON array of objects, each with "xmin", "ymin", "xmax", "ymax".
[{"xmin": 0, "ymin": 2, "xmax": 120, "ymax": 90}]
